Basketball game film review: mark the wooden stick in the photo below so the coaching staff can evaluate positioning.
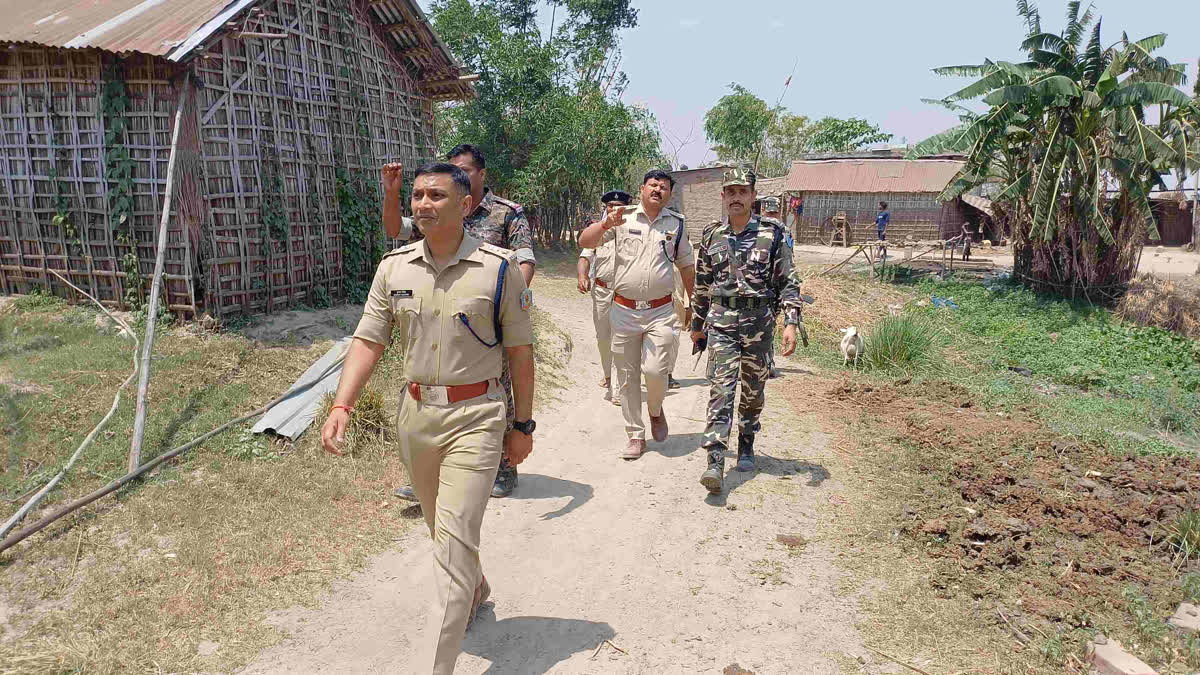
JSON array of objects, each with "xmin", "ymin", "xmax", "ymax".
[
  {"xmin": 864, "ymin": 646, "xmax": 932, "ymax": 675},
  {"xmin": 817, "ymin": 246, "xmax": 863, "ymax": 277},
  {"xmin": 0, "ymin": 350, "xmax": 347, "ymax": 556},
  {"xmin": 129, "ymin": 83, "xmax": 191, "ymax": 473},
  {"xmin": 0, "ymin": 270, "xmax": 139, "ymax": 540}
]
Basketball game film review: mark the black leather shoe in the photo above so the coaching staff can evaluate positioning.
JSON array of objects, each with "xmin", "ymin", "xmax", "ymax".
[{"xmin": 491, "ymin": 466, "xmax": 518, "ymax": 498}]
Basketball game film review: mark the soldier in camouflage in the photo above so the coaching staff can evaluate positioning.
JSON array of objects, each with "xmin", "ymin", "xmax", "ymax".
[
  {"xmin": 690, "ymin": 167, "xmax": 803, "ymax": 494},
  {"xmin": 383, "ymin": 145, "xmax": 537, "ymax": 500}
]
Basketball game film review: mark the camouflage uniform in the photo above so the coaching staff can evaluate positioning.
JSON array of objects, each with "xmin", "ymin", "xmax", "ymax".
[
  {"xmin": 463, "ymin": 189, "xmax": 536, "ymax": 490},
  {"xmin": 692, "ymin": 175, "xmax": 802, "ymax": 471}
]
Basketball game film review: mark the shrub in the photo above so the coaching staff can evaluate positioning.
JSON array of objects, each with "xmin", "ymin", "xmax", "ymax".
[{"xmin": 863, "ymin": 314, "xmax": 938, "ymax": 372}]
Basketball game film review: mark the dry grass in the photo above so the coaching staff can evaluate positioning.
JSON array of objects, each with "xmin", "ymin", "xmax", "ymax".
[
  {"xmin": 1116, "ymin": 273, "xmax": 1200, "ymax": 338},
  {"xmin": 0, "ymin": 294, "xmax": 568, "ymax": 674}
]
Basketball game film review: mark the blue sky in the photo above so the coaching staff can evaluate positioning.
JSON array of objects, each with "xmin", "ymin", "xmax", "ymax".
[{"xmin": 424, "ymin": 1, "xmax": 1200, "ymax": 169}]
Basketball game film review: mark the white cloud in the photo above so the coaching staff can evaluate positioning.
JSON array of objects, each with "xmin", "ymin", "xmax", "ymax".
[
  {"xmin": 770, "ymin": 19, "xmax": 785, "ymax": 30},
  {"xmin": 679, "ymin": 18, "xmax": 701, "ymax": 28}
]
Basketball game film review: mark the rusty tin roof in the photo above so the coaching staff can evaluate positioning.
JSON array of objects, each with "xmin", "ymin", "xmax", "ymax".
[{"xmin": 784, "ymin": 158, "xmax": 965, "ymax": 194}]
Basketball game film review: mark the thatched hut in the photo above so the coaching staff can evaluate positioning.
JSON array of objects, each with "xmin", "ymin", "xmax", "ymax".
[{"xmin": 0, "ymin": 0, "xmax": 473, "ymax": 316}]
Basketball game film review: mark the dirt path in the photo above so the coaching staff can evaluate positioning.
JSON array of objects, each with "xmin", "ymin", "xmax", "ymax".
[{"xmin": 242, "ymin": 274, "xmax": 875, "ymax": 674}]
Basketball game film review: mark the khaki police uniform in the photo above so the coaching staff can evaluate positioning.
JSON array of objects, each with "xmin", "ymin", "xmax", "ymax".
[
  {"xmin": 668, "ymin": 264, "xmax": 690, "ymax": 378},
  {"xmin": 580, "ymin": 236, "xmax": 617, "ymax": 396},
  {"xmin": 354, "ymin": 233, "xmax": 533, "ymax": 675},
  {"xmin": 598, "ymin": 204, "xmax": 695, "ymax": 440}
]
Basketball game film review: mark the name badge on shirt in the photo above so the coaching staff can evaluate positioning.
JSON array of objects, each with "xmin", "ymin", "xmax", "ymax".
[
  {"xmin": 627, "ymin": 228, "xmax": 643, "ymax": 235},
  {"xmin": 390, "ymin": 289, "xmax": 414, "ymax": 298}
]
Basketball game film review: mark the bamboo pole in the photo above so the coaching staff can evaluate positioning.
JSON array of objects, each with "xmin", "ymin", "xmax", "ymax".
[
  {"xmin": 0, "ymin": 351, "xmax": 347, "ymax": 556},
  {"xmin": 0, "ymin": 270, "xmax": 138, "ymax": 540},
  {"xmin": 128, "ymin": 82, "xmax": 191, "ymax": 473}
]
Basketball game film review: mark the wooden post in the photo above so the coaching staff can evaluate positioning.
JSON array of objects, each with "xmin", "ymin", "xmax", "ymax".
[{"xmin": 128, "ymin": 82, "xmax": 191, "ymax": 472}]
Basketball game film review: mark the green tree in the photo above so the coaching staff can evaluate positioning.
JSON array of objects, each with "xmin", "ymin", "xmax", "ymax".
[
  {"xmin": 912, "ymin": 0, "xmax": 1200, "ymax": 300},
  {"xmin": 803, "ymin": 117, "xmax": 893, "ymax": 153},
  {"xmin": 430, "ymin": 0, "xmax": 659, "ymax": 245},
  {"xmin": 703, "ymin": 84, "xmax": 772, "ymax": 163}
]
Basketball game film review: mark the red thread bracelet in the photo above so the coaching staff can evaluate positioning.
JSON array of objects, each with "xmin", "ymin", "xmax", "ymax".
[{"xmin": 331, "ymin": 404, "xmax": 354, "ymax": 415}]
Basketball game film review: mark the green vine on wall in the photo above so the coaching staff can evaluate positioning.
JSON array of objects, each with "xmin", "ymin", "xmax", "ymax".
[
  {"xmin": 261, "ymin": 143, "xmax": 288, "ymax": 242},
  {"xmin": 47, "ymin": 105, "xmax": 79, "ymax": 247},
  {"xmin": 330, "ymin": 1, "xmax": 384, "ymax": 304},
  {"xmin": 101, "ymin": 61, "xmax": 142, "ymax": 308}
]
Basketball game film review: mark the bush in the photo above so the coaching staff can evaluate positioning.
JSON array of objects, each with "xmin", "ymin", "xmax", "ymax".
[
  {"xmin": 317, "ymin": 387, "xmax": 389, "ymax": 456},
  {"xmin": 1117, "ymin": 274, "xmax": 1200, "ymax": 339},
  {"xmin": 862, "ymin": 314, "xmax": 938, "ymax": 372}
]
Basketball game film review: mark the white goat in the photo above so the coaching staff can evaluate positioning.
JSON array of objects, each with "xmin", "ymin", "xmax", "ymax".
[{"xmin": 839, "ymin": 327, "xmax": 864, "ymax": 368}]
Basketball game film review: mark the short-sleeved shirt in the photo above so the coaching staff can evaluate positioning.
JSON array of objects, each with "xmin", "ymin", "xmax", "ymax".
[
  {"xmin": 353, "ymin": 233, "xmax": 533, "ymax": 386},
  {"xmin": 875, "ymin": 211, "xmax": 890, "ymax": 229},
  {"xmin": 598, "ymin": 204, "xmax": 695, "ymax": 301},
  {"xmin": 579, "ymin": 230, "xmax": 616, "ymax": 284},
  {"xmin": 465, "ymin": 189, "xmax": 537, "ymax": 266}
]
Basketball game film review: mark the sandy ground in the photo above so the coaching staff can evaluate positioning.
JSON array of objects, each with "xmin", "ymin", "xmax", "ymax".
[
  {"xmin": 793, "ymin": 243, "xmax": 1200, "ymax": 280},
  {"xmin": 240, "ymin": 274, "xmax": 882, "ymax": 674}
]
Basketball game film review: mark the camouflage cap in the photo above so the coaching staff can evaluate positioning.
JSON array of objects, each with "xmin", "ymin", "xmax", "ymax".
[
  {"xmin": 760, "ymin": 196, "xmax": 781, "ymax": 211},
  {"xmin": 721, "ymin": 166, "xmax": 756, "ymax": 188}
]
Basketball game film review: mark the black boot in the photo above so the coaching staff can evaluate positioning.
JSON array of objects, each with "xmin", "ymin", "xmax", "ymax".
[
  {"xmin": 700, "ymin": 448, "xmax": 724, "ymax": 494},
  {"xmin": 735, "ymin": 434, "xmax": 756, "ymax": 472}
]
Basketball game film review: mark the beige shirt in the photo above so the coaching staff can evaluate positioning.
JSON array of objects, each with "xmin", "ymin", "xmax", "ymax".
[
  {"xmin": 354, "ymin": 233, "xmax": 534, "ymax": 386},
  {"xmin": 600, "ymin": 204, "xmax": 695, "ymax": 301},
  {"xmin": 579, "ymin": 232, "xmax": 616, "ymax": 284}
]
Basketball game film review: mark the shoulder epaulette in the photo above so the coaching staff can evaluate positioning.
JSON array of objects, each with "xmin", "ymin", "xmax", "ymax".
[
  {"xmin": 478, "ymin": 242, "xmax": 514, "ymax": 260},
  {"xmin": 383, "ymin": 243, "xmax": 416, "ymax": 260},
  {"xmin": 664, "ymin": 208, "xmax": 684, "ymax": 221},
  {"xmin": 491, "ymin": 195, "xmax": 523, "ymax": 212}
]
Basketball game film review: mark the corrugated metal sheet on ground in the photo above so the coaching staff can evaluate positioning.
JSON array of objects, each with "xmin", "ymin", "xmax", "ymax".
[
  {"xmin": 252, "ymin": 337, "xmax": 351, "ymax": 440},
  {"xmin": 0, "ymin": 0, "xmax": 237, "ymax": 56},
  {"xmin": 785, "ymin": 159, "xmax": 965, "ymax": 194}
]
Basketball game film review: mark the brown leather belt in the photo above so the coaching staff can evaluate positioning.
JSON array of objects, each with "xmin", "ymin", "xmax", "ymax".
[
  {"xmin": 613, "ymin": 293, "xmax": 672, "ymax": 310},
  {"xmin": 594, "ymin": 279, "xmax": 609, "ymax": 289},
  {"xmin": 408, "ymin": 380, "xmax": 490, "ymax": 404}
]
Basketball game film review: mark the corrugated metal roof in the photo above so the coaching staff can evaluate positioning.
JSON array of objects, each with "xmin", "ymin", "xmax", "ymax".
[
  {"xmin": 962, "ymin": 194, "xmax": 994, "ymax": 217},
  {"xmin": 252, "ymin": 338, "xmax": 350, "ymax": 441},
  {"xmin": 0, "ymin": 0, "xmax": 237, "ymax": 56},
  {"xmin": 0, "ymin": 0, "xmax": 473, "ymax": 99},
  {"xmin": 784, "ymin": 159, "xmax": 965, "ymax": 194}
]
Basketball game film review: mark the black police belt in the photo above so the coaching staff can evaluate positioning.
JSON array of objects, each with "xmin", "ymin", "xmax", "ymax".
[{"xmin": 715, "ymin": 295, "xmax": 771, "ymax": 310}]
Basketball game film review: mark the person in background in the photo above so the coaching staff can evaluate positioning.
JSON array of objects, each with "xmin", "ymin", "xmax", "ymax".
[
  {"xmin": 578, "ymin": 189, "xmax": 631, "ymax": 404},
  {"xmin": 578, "ymin": 170, "xmax": 695, "ymax": 461},
  {"xmin": 875, "ymin": 200, "xmax": 890, "ymax": 242}
]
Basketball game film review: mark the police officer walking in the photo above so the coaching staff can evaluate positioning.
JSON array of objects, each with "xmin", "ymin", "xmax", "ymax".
[
  {"xmin": 322, "ymin": 162, "xmax": 536, "ymax": 674},
  {"xmin": 579, "ymin": 170, "xmax": 695, "ymax": 460},
  {"xmin": 691, "ymin": 167, "xmax": 803, "ymax": 494},
  {"xmin": 578, "ymin": 189, "xmax": 632, "ymax": 404},
  {"xmin": 384, "ymin": 145, "xmax": 536, "ymax": 499}
]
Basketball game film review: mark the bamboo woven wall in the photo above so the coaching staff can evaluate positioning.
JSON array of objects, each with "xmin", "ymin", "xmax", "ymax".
[
  {"xmin": 193, "ymin": 0, "xmax": 435, "ymax": 315},
  {"xmin": 0, "ymin": 0, "xmax": 436, "ymax": 316},
  {"xmin": 792, "ymin": 191, "xmax": 966, "ymax": 244},
  {"xmin": 0, "ymin": 48, "xmax": 194, "ymax": 310}
]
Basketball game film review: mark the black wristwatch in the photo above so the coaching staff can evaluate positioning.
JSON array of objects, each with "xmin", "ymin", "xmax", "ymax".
[{"xmin": 513, "ymin": 419, "xmax": 537, "ymax": 435}]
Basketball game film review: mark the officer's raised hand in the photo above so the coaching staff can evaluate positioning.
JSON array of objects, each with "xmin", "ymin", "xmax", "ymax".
[
  {"xmin": 781, "ymin": 324, "xmax": 798, "ymax": 356},
  {"xmin": 505, "ymin": 429, "xmax": 533, "ymax": 465},
  {"xmin": 601, "ymin": 204, "xmax": 624, "ymax": 230},
  {"xmin": 381, "ymin": 162, "xmax": 404, "ymax": 195}
]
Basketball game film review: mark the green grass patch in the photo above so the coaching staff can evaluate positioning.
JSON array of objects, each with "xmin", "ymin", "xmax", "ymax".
[
  {"xmin": 899, "ymin": 276, "xmax": 1200, "ymax": 455},
  {"xmin": 861, "ymin": 314, "xmax": 939, "ymax": 373}
]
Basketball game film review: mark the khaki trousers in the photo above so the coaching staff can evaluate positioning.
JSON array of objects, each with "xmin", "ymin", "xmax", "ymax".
[
  {"xmin": 591, "ymin": 284, "xmax": 615, "ymax": 387},
  {"xmin": 667, "ymin": 297, "xmax": 687, "ymax": 377},
  {"xmin": 610, "ymin": 302, "xmax": 676, "ymax": 440},
  {"xmin": 398, "ymin": 382, "xmax": 506, "ymax": 675}
]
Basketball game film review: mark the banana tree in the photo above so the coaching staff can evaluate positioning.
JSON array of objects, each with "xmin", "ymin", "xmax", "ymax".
[{"xmin": 911, "ymin": 0, "xmax": 1200, "ymax": 300}]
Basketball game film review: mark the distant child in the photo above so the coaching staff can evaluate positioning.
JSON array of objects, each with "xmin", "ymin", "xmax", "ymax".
[
  {"xmin": 960, "ymin": 222, "xmax": 974, "ymax": 261},
  {"xmin": 875, "ymin": 201, "xmax": 890, "ymax": 241}
]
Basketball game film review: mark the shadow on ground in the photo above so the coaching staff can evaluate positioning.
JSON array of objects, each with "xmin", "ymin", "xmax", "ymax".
[
  {"xmin": 510, "ymin": 473, "xmax": 593, "ymax": 520},
  {"xmin": 462, "ymin": 610, "xmax": 615, "ymax": 674},
  {"xmin": 704, "ymin": 456, "xmax": 831, "ymax": 506}
]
